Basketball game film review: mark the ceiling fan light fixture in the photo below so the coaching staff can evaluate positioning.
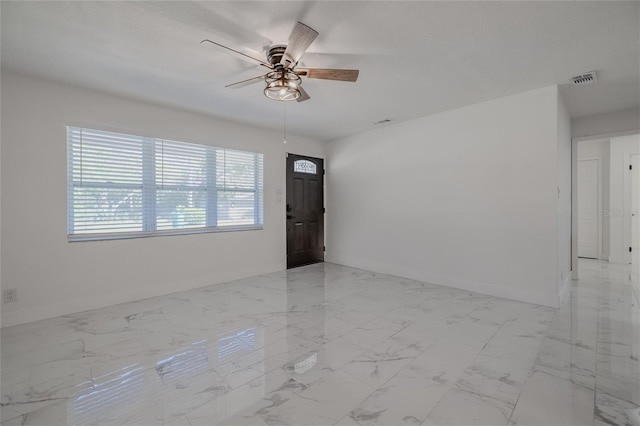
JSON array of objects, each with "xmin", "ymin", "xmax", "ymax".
[
  {"xmin": 209, "ymin": 22, "xmax": 358, "ymax": 103},
  {"xmin": 264, "ymin": 70, "xmax": 301, "ymax": 101}
]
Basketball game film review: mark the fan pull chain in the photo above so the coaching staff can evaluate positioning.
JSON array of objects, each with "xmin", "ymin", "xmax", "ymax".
[{"xmin": 283, "ymin": 104, "xmax": 287, "ymax": 144}]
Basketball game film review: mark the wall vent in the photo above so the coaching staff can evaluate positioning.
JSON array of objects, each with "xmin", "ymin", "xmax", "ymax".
[
  {"xmin": 373, "ymin": 119, "xmax": 393, "ymax": 125},
  {"xmin": 571, "ymin": 71, "xmax": 597, "ymax": 86}
]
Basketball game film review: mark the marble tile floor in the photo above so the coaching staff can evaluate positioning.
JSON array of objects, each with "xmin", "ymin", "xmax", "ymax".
[{"xmin": 1, "ymin": 259, "xmax": 638, "ymax": 426}]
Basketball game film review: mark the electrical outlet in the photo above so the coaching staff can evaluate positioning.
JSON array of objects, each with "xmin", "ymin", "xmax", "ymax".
[{"xmin": 3, "ymin": 289, "xmax": 17, "ymax": 303}]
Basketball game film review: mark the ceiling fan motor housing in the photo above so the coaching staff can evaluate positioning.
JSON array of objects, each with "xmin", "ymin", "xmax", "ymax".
[{"xmin": 267, "ymin": 45, "xmax": 287, "ymax": 68}]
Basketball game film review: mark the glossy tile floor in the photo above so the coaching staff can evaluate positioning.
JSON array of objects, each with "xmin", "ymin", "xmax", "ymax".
[{"xmin": 1, "ymin": 259, "xmax": 638, "ymax": 425}]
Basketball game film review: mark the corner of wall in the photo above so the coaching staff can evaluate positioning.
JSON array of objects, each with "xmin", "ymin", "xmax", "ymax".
[
  {"xmin": 557, "ymin": 270, "xmax": 572, "ymax": 308},
  {"xmin": 556, "ymin": 87, "xmax": 572, "ymax": 297}
]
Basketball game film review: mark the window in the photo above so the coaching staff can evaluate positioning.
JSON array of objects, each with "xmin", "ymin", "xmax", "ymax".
[{"xmin": 67, "ymin": 127, "xmax": 263, "ymax": 241}]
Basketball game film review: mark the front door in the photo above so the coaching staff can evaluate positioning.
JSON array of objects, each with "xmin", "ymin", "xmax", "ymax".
[{"xmin": 286, "ymin": 154, "xmax": 324, "ymax": 268}]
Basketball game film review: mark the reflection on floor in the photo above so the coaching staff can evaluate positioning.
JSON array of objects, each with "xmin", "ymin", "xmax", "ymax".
[{"xmin": 1, "ymin": 259, "xmax": 638, "ymax": 425}]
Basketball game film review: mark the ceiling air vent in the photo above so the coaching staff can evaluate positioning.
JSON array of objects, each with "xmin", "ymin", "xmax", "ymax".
[
  {"xmin": 571, "ymin": 71, "xmax": 597, "ymax": 86},
  {"xmin": 373, "ymin": 119, "xmax": 393, "ymax": 125}
]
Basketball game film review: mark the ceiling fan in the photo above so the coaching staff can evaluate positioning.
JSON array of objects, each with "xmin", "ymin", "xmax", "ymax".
[{"xmin": 201, "ymin": 22, "xmax": 359, "ymax": 102}]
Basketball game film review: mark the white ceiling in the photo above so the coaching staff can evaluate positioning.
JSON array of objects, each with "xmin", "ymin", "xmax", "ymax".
[{"xmin": 2, "ymin": 1, "xmax": 638, "ymax": 141}]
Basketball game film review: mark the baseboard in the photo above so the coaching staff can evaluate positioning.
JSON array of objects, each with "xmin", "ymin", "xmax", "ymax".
[
  {"xmin": 1, "ymin": 263, "xmax": 283, "ymax": 328},
  {"xmin": 608, "ymin": 255, "xmax": 627, "ymax": 265},
  {"xmin": 325, "ymin": 253, "xmax": 559, "ymax": 308}
]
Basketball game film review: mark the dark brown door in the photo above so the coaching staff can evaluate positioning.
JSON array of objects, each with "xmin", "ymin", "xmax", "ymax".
[{"xmin": 286, "ymin": 154, "xmax": 324, "ymax": 268}]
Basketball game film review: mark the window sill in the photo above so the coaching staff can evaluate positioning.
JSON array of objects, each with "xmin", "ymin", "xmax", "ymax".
[{"xmin": 68, "ymin": 225, "xmax": 263, "ymax": 242}]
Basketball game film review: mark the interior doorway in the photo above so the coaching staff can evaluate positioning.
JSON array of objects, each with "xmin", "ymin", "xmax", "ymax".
[
  {"xmin": 631, "ymin": 154, "xmax": 639, "ymax": 265},
  {"xmin": 572, "ymin": 133, "xmax": 640, "ymax": 278},
  {"xmin": 286, "ymin": 153, "xmax": 324, "ymax": 269},
  {"xmin": 577, "ymin": 158, "xmax": 599, "ymax": 259}
]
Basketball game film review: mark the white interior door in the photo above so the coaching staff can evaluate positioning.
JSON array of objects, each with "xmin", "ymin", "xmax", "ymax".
[
  {"xmin": 632, "ymin": 154, "xmax": 639, "ymax": 264},
  {"xmin": 578, "ymin": 159, "xmax": 599, "ymax": 259}
]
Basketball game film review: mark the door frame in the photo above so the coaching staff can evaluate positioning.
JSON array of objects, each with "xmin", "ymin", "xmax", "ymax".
[
  {"xmin": 285, "ymin": 152, "xmax": 325, "ymax": 269},
  {"xmin": 626, "ymin": 153, "xmax": 639, "ymax": 264},
  {"xmin": 571, "ymin": 130, "xmax": 640, "ymax": 279},
  {"xmin": 577, "ymin": 157, "xmax": 602, "ymax": 260}
]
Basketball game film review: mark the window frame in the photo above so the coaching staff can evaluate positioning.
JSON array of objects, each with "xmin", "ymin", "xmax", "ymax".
[{"xmin": 67, "ymin": 126, "xmax": 264, "ymax": 242}]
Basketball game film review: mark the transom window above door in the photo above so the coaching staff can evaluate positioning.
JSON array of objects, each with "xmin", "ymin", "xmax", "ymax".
[{"xmin": 293, "ymin": 159, "xmax": 317, "ymax": 174}]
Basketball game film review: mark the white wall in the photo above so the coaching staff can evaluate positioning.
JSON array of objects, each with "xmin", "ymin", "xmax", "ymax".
[
  {"xmin": 577, "ymin": 139, "xmax": 611, "ymax": 259},
  {"xmin": 326, "ymin": 86, "xmax": 564, "ymax": 308},
  {"xmin": 609, "ymin": 134, "xmax": 640, "ymax": 264},
  {"xmin": 572, "ymin": 108, "xmax": 640, "ymax": 140},
  {"xmin": 557, "ymin": 93, "xmax": 572, "ymax": 302},
  {"xmin": 0, "ymin": 71, "xmax": 325, "ymax": 327}
]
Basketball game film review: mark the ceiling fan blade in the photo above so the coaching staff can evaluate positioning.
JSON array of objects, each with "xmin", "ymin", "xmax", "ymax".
[
  {"xmin": 296, "ymin": 68, "xmax": 359, "ymax": 82},
  {"xmin": 225, "ymin": 74, "xmax": 266, "ymax": 88},
  {"xmin": 297, "ymin": 86, "xmax": 311, "ymax": 102},
  {"xmin": 201, "ymin": 39, "xmax": 272, "ymax": 68},
  {"xmin": 280, "ymin": 22, "xmax": 319, "ymax": 68}
]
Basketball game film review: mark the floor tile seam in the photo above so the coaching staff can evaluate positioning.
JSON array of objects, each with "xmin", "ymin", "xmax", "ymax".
[
  {"xmin": 383, "ymin": 320, "xmax": 416, "ymax": 342},
  {"xmin": 506, "ymin": 382, "xmax": 524, "ymax": 424},
  {"xmin": 219, "ymin": 358, "xmax": 285, "ymax": 393},
  {"xmin": 341, "ymin": 356, "xmax": 440, "ymax": 426},
  {"xmin": 340, "ymin": 352, "xmax": 415, "ymax": 390},
  {"xmin": 478, "ymin": 330, "xmax": 548, "ymax": 378},
  {"xmin": 405, "ymin": 335, "xmax": 443, "ymax": 362},
  {"xmin": 593, "ymin": 387, "xmax": 640, "ymax": 409},
  {"xmin": 332, "ymin": 414, "xmax": 357, "ymax": 426},
  {"xmin": 333, "ymin": 354, "xmax": 419, "ymax": 418},
  {"xmin": 631, "ymin": 284, "xmax": 640, "ymax": 306},
  {"xmin": 420, "ymin": 332, "xmax": 500, "ymax": 425},
  {"xmin": 0, "ymin": 396, "xmax": 72, "ymax": 425},
  {"xmin": 7, "ymin": 365, "xmax": 122, "ymax": 407},
  {"xmin": 530, "ymin": 361, "xmax": 597, "ymax": 392},
  {"xmin": 262, "ymin": 388, "xmax": 357, "ymax": 426},
  {"xmin": 477, "ymin": 318, "xmax": 511, "ymax": 353},
  {"xmin": 593, "ymin": 276, "xmax": 605, "ymax": 421},
  {"xmin": 421, "ymin": 380, "xmax": 501, "ymax": 426},
  {"xmin": 341, "ymin": 319, "xmax": 417, "ymax": 355},
  {"xmin": 438, "ymin": 318, "xmax": 509, "ymax": 381},
  {"xmin": 498, "ymin": 305, "xmax": 583, "ymax": 426},
  {"xmin": 1, "ymin": 413, "xmax": 26, "ymax": 425},
  {"xmin": 353, "ymin": 310, "xmax": 403, "ymax": 334},
  {"xmin": 449, "ymin": 358, "xmax": 532, "ymax": 423},
  {"xmin": 505, "ymin": 349, "xmax": 553, "ymax": 426},
  {"xmin": 532, "ymin": 368, "xmax": 596, "ymax": 395}
]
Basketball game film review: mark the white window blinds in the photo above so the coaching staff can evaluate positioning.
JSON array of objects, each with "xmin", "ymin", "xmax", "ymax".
[
  {"xmin": 67, "ymin": 127, "xmax": 263, "ymax": 241},
  {"xmin": 155, "ymin": 140, "xmax": 208, "ymax": 231}
]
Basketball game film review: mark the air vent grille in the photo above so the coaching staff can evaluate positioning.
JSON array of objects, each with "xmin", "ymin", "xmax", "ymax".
[
  {"xmin": 571, "ymin": 71, "xmax": 597, "ymax": 86},
  {"xmin": 373, "ymin": 119, "xmax": 393, "ymax": 125}
]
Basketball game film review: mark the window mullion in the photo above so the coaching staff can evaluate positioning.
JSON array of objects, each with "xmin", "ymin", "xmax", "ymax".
[
  {"xmin": 206, "ymin": 147, "xmax": 218, "ymax": 227},
  {"xmin": 67, "ymin": 128, "xmax": 76, "ymax": 234},
  {"xmin": 254, "ymin": 154, "xmax": 260, "ymax": 225},
  {"xmin": 142, "ymin": 138, "xmax": 156, "ymax": 231}
]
